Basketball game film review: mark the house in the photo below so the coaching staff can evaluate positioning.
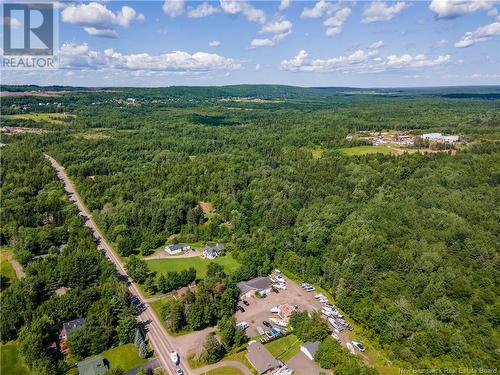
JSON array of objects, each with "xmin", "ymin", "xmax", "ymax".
[
  {"xmin": 203, "ymin": 243, "xmax": 224, "ymax": 259},
  {"xmin": 246, "ymin": 341, "xmax": 281, "ymax": 374},
  {"xmin": 300, "ymin": 342, "xmax": 320, "ymax": 361},
  {"xmin": 60, "ymin": 318, "xmax": 85, "ymax": 341},
  {"xmin": 165, "ymin": 243, "xmax": 190, "ymax": 255},
  {"xmin": 237, "ymin": 277, "xmax": 272, "ymax": 298},
  {"xmin": 77, "ymin": 355, "xmax": 109, "ymax": 375}
]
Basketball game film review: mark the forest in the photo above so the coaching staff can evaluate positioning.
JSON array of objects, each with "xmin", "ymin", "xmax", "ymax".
[{"xmin": 0, "ymin": 85, "xmax": 499, "ymax": 372}]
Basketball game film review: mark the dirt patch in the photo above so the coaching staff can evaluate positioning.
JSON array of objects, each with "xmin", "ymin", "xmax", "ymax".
[
  {"xmin": 77, "ymin": 132, "xmax": 112, "ymax": 140},
  {"xmin": 198, "ymin": 201, "xmax": 214, "ymax": 214}
]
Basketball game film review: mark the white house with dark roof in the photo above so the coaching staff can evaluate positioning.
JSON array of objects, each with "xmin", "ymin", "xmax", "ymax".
[
  {"xmin": 203, "ymin": 243, "xmax": 224, "ymax": 259},
  {"xmin": 165, "ymin": 243, "xmax": 190, "ymax": 255}
]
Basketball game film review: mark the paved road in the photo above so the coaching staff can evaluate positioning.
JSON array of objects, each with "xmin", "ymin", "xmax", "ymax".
[
  {"xmin": 194, "ymin": 361, "xmax": 253, "ymax": 375},
  {"xmin": 45, "ymin": 154, "xmax": 189, "ymax": 375}
]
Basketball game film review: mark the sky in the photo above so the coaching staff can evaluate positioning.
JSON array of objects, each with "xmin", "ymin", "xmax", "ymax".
[{"xmin": 1, "ymin": 0, "xmax": 500, "ymax": 87}]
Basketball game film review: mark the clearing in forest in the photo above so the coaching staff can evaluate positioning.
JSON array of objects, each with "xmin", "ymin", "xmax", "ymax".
[{"xmin": 5, "ymin": 113, "xmax": 76, "ymax": 125}]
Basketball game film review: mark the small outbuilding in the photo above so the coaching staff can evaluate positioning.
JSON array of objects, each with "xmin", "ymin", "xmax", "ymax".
[
  {"xmin": 237, "ymin": 277, "xmax": 272, "ymax": 298},
  {"xmin": 246, "ymin": 341, "xmax": 281, "ymax": 374},
  {"xmin": 165, "ymin": 243, "xmax": 190, "ymax": 255},
  {"xmin": 77, "ymin": 355, "xmax": 108, "ymax": 375},
  {"xmin": 300, "ymin": 341, "xmax": 320, "ymax": 361}
]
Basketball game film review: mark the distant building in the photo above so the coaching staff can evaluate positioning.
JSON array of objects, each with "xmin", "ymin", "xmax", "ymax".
[
  {"xmin": 301, "ymin": 342, "xmax": 320, "ymax": 361},
  {"xmin": 421, "ymin": 133, "xmax": 460, "ymax": 143},
  {"xmin": 77, "ymin": 355, "xmax": 108, "ymax": 375},
  {"xmin": 246, "ymin": 341, "xmax": 281, "ymax": 374},
  {"xmin": 237, "ymin": 277, "xmax": 272, "ymax": 298},
  {"xmin": 60, "ymin": 318, "xmax": 85, "ymax": 341},
  {"xmin": 203, "ymin": 243, "xmax": 224, "ymax": 259},
  {"xmin": 165, "ymin": 243, "xmax": 190, "ymax": 255}
]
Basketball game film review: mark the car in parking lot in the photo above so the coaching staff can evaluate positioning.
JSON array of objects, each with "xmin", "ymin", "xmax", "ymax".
[
  {"xmin": 352, "ymin": 341, "xmax": 366, "ymax": 352},
  {"xmin": 275, "ymin": 275, "xmax": 285, "ymax": 283},
  {"xmin": 176, "ymin": 369, "xmax": 184, "ymax": 375},
  {"xmin": 241, "ymin": 300, "xmax": 249, "ymax": 306},
  {"xmin": 236, "ymin": 322, "xmax": 249, "ymax": 330},
  {"xmin": 237, "ymin": 305, "xmax": 245, "ymax": 312},
  {"xmin": 262, "ymin": 321, "xmax": 272, "ymax": 328}
]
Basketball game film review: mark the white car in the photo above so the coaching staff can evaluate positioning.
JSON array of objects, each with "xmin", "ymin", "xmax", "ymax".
[
  {"xmin": 270, "ymin": 306, "xmax": 279, "ymax": 313},
  {"xmin": 331, "ymin": 333, "xmax": 340, "ymax": 341},
  {"xmin": 346, "ymin": 342, "xmax": 356, "ymax": 355},
  {"xmin": 352, "ymin": 341, "xmax": 366, "ymax": 352},
  {"xmin": 274, "ymin": 283, "xmax": 286, "ymax": 290},
  {"xmin": 275, "ymin": 275, "xmax": 285, "ymax": 283},
  {"xmin": 257, "ymin": 326, "xmax": 265, "ymax": 335},
  {"xmin": 236, "ymin": 322, "xmax": 249, "ymax": 330},
  {"xmin": 176, "ymin": 369, "xmax": 184, "ymax": 375},
  {"xmin": 170, "ymin": 351, "xmax": 179, "ymax": 364}
]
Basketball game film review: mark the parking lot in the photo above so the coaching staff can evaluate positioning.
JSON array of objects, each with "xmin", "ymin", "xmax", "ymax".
[{"xmin": 235, "ymin": 275, "xmax": 351, "ymax": 347}]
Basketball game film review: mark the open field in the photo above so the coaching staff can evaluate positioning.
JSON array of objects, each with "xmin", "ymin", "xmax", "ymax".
[
  {"xmin": 338, "ymin": 145, "xmax": 394, "ymax": 155},
  {"xmin": 146, "ymin": 254, "xmax": 240, "ymax": 278},
  {"xmin": 0, "ymin": 247, "xmax": 17, "ymax": 285},
  {"xmin": 1, "ymin": 342, "xmax": 28, "ymax": 375},
  {"xmin": 264, "ymin": 334, "xmax": 302, "ymax": 361},
  {"xmin": 5, "ymin": 113, "xmax": 76, "ymax": 124},
  {"xmin": 101, "ymin": 343, "xmax": 149, "ymax": 372}
]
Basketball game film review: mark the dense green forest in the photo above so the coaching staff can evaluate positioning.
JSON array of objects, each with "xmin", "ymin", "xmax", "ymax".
[
  {"xmin": 0, "ymin": 142, "xmax": 140, "ymax": 374},
  {"xmin": 1, "ymin": 85, "xmax": 499, "ymax": 371}
]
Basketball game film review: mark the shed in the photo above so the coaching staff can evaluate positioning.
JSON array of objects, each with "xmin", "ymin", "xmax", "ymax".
[{"xmin": 300, "ymin": 341, "xmax": 320, "ymax": 361}]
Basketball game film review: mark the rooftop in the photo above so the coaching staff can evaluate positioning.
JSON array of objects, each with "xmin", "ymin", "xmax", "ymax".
[
  {"xmin": 246, "ymin": 341, "xmax": 281, "ymax": 374},
  {"xmin": 237, "ymin": 276, "xmax": 271, "ymax": 295},
  {"xmin": 77, "ymin": 355, "xmax": 108, "ymax": 375},
  {"xmin": 63, "ymin": 318, "xmax": 85, "ymax": 337}
]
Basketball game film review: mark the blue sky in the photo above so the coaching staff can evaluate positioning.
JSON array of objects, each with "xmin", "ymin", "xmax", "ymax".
[{"xmin": 2, "ymin": 0, "xmax": 500, "ymax": 87}]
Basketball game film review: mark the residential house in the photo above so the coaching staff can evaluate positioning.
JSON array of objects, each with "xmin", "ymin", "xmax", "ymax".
[
  {"xmin": 77, "ymin": 355, "xmax": 109, "ymax": 375},
  {"xmin": 246, "ymin": 341, "xmax": 281, "ymax": 374},
  {"xmin": 165, "ymin": 243, "xmax": 190, "ymax": 255},
  {"xmin": 237, "ymin": 277, "xmax": 272, "ymax": 298},
  {"xmin": 203, "ymin": 243, "xmax": 224, "ymax": 259},
  {"xmin": 300, "ymin": 342, "xmax": 320, "ymax": 361},
  {"xmin": 59, "ymin": 318, "xmax": 85, "ymax": 353}
]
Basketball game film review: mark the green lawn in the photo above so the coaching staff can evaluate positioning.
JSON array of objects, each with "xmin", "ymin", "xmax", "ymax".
[
  {"xmin": 264, "ymin": 334, "xmax": 302, "ymax": 361},
  {"xmin": 339, "ymin": 145, "xmax": 393, "ymax": 156},
  {"xmin": 1, "ymin": 247, "xmax": 18, "ymax": 288},
  {"xmin": 101, "ymin": 343, "xmax": 149, "ymax": 372},
  {"xmin": 6, "ymin": 113, "xmax": 75, "ymax": 125},
  {"xmin": 223, "ymin": 351, "xmax": 257, "ymax": 375},
  {"xmin": 201, "ymin": 367, "xmax": 245, "ymax": 375},
  {"xmin": 1, "ymin": 342, "xmax": 28, "ymax": 375},
  {"xmin": 146, "ymin": 254, "xmax": 240, "ymax": 278}
]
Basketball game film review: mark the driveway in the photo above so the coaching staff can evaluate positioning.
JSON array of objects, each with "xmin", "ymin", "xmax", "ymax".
[
  {"xmin": 170, "ymin": 326, "xmax": 217, "ymax": 358},
  {"xmin": 286, "ymin": 352, "xmax": 327, "ymax": 375}
]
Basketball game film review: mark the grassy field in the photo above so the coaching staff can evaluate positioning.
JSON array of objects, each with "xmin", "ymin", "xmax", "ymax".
[
  {"xmin": 1, "ymin": 342, "xmax": 28, "ymax": 375},
  {"xmin": 339, "ymin": 145, "xmax": 394, "ymax": 156},
  {"xmin": 0, "ymin": 247, "xmax": 17, "ymax": 284},
  {"xmin": 146, "ymin": 254, "xmax": 240, "ymax": 278},
  {"xmin": 6, "ymin": 113, "xmax": 76, "ymax": 125},
  {"xmin": 200, "ymin": 367, "xmax": 245, "ymax": 375},
  {"xmin": 264, "ymin": 334, "xmax": 302, "ymax": 361},
  {"xmin": 101, "ymin": 343, "xmax": 149, "ymax": 372}
]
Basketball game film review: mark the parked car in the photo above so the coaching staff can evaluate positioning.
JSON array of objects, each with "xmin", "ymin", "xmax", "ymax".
[
  {"xmin": 275, "ymin": 275, "xmax": 285, "ymax": 283},
  {"xmin": 236, "ymin": 322, "xmax": 249, "ymax": 330},
  {"xmin": 237, "ymin": 305, "xmax": 245, "ymax": 312},
  {"xmin": 242, "ymin": 300, "xmax": 249, "ymax": 306},
  {"xmin": 262, "ymin": 321, "xmax": 272, "ymax": 328},
  {"xmin": 352, "ymin": 341, "xmax": 366, "ymax": 352},
  {"xmin": 332, "ymin": 333, "xmax": 340, "ymax": 342},
  {"xmin": 176, "ymin": 369, "xmax": 184, "ymax": 375},
  {"xmin": 170, "ymin": 351, "xmax": 179, "ymax": 364}
]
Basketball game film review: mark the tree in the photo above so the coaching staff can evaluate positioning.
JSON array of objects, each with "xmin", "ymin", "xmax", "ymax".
[
  {"xmin": 126, "ymin": 256, "xmax": 150, "ymax": 284},
  {"xmin": 201, "ymin": 333, "xmax": 225, "ymax": 364},
  {"xmin": 117, "ymin": 316, "xmax": 139, "ymax": 344},
  {"xmin": 289, "ymin": 311, "xmax": 329, "ymax": 342},
  {"xmin": 138, "ymin": 340, "xmax": 149, "ymax": 359}
]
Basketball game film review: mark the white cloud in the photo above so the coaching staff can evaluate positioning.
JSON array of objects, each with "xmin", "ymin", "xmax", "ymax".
[
  {"xmin": 471, "ymin": 73, "xmax": 500, "ymax": 79},
  {"xmin": 455, "ymin": 22, "xmax": 500, "ymax": 47},
  {"xmin": 488, "ymin": 8, "xmax": 498, "ymax": 17},
  {"xmin": 362, "ymin": 1, "xmax": 410, "ymax": 23},
  {"xmin": 220, "ymin": 0, "xmax": 266, "ymax": 24},
  {"xmin": 250, "ymin": 38, "xmax": 275, "ymax": 48},
  {"xmin": 255, "ymin": 63, "xmax": 261, "ymax": 71},
  {"xmin": 59, "ymin": 43, "xmax": 241, "ymax": 73},
  {"xmin": 208, "ymin": 40, "xmax": 221, "ymax": 47},
  {"xmin": 84, "ymin": 27, "xmax": 119, "ymax": 38},
  {"xmin": 3, "ymin": 16, "xmax": 21, "ymax": 29},
  {"xmin": 188, "ymin": 2, "xmax": 219, "ymax": 18},
  {"xmin": 433, "ymin": 38, "xmax": 448, "ymax": 48},
  {"xmin": 279, "ymin": 0, "xmax": 292, "ymax": 11},
  {"xmin": 163, "ymin": 0, "xmax": 184, "ymax": 17},
  {"xmin": 261, "ymin": 18, "xmax": 293, "ymax": 34},
  {"xmin": 323, "ymin": 8, "xmax": 351, "ymax": 37},
  {"xmin": 370, "ymin": 40, "xmax": 384, "ymax": 49},
  {"xmin": 429, "ymin": 0, "xmax": 495, "ymax": 19},
  {"xmin": 61, "ymin": 2, "xmax": 143, "ymax": 37},
  {"xmin": 281, "ymin": 49, "xmax": 451, "ymax": 73},
  {"xmin": 301, "ymin": 0, "xmax": 339, "ymax": 19}
]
